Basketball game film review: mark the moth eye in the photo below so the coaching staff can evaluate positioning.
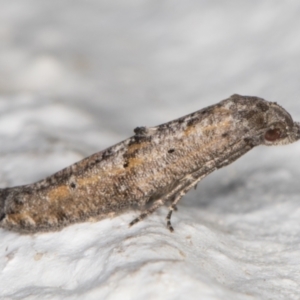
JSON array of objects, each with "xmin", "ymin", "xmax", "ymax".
[{"xmin": 264, "ymin": 128, "xmax": 281, "ymax": 141}]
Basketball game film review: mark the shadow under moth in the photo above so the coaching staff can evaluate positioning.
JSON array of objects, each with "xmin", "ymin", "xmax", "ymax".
[{"xmin": 0, "ymin": 94, "xmax": 299, "ymax": 233}]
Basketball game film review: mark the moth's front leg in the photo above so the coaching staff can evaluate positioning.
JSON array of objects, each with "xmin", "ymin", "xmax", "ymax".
[
  {"xmin": 129, "ymin": 175, "xmax": 200, "ymax": 231},
  {"xmin": 128, "ymin": 179, "xmax": 189, "ymax": 230},
  {"xmin": 165, "ymin": 177, "xmax": 203, "ymax": 232}
]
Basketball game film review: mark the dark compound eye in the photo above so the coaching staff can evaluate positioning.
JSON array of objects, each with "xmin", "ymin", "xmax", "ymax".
[{"xmin": 264, "ymin": 128, "xmax": 281, "ymax": 141}]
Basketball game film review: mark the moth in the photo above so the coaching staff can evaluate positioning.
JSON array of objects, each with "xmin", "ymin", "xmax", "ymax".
[{"xmin": 0, "ymin": 94, "xmax": 299, "ymax": 233}]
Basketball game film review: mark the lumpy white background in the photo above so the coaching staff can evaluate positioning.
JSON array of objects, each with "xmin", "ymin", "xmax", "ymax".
[{"xmin": 1, "ymin": 1, "xmax": 300, "ymax": 299}]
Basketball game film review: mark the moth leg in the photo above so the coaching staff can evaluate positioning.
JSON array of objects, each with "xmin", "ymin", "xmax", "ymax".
[
  {"xmin": 130, "ymin": 165, "xmax": 213, "ymax": 230},
  {"xmin": 129, "ymin": 199, "xmax": 164, "ymax": 227},
  {"xmin": 166, "ymin": 178, "xmax": 201, "ymax": 232},
  {"xmin": 166, "ymin": 194, "xmax": 185, "ymax": 232},
  {"xmin": 165, "ymin": 164, "xmax": 222, "ymax": 231},
  {"xmin": 129, "ymin": 180, "xmax": 189, "ymax": 229},
  {"xmin": 166, "ymin": 209, "xmax": 175, "ymax": 232}
]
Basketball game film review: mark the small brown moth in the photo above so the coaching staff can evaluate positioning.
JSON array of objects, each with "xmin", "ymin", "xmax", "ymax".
[{"xmin": 0, "ymin": 94, "xmax": 299, "ymax": 233}]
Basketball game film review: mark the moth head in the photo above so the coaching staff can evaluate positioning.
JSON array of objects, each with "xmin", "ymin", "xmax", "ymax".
[{"xmin": 262, "ymin": 102, "xmax": 300, "ymax": 146}]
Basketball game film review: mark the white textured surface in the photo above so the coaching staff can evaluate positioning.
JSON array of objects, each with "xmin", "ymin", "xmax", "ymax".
[{"xmin": 1, "ymin": 1, "xmax": 300, "ymax": 299}]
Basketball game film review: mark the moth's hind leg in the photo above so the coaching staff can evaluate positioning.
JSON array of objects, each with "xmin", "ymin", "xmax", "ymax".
[
  {"xmin": 129, "ymin": 177, "xmax": 201, "ymax": 231},
  {"xmin": 129, "ymin": 199, "xmax": 164, "ymax": 228},
  {"xmin": 128, "ymin": 183, "xmax": 186, "ymax": 230}
]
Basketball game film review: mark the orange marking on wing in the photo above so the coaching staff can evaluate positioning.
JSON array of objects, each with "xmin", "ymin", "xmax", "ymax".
[
  {"xmin": 184, "ymin": 125, "xmax": 197, "ymax": 136},
  {"xmin": 127, "ymin": 157, "xmax": 145, "ymax": 168},
  {"xmin": 212, "ymin": 107, "xmax": 231, "ymax": 115},
  {"xmin": 48, "ymin": 185, "xmax": 70, "ymax": 202},
  {"xmin": 126, "ymin": 141, "xmax": 149, "ymax": 155},
  {"xmin": 7, "ymin": 213, "xmax": 35, "ymax": 225},
  {"xmin": 78, "ymin": 175, "xmax": 102, "ymax": 186}
]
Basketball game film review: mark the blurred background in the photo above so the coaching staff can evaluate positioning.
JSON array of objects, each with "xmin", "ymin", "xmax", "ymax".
[{"xmin": 0, "ymin": 0, "xmax": 300, "ymax": 184}]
